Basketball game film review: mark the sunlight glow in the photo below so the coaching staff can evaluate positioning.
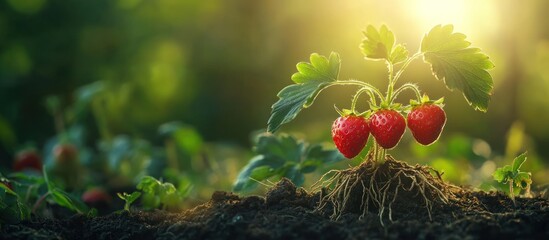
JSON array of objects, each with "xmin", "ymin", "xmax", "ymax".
[
  {"xmin": 409, "ymin": 0, "xmax": 499, "ymax": 37},
  {"xmin": 414, "ymin": 0, "xmax": 467, "ymax": 27}
]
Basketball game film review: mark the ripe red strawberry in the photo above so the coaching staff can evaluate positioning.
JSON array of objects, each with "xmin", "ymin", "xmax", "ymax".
[
  {"xmin": 407, "ymin": 104, "xmax": 446, "ymax": 145},
  {"xmin": 369, "ymin": 109, "xmax": 406, "ymax": 149},
  {"xmin": 13, "ymin": 150, "xmax": 43, "ymax": 172},
  {"xmin": 331, "ymin": 115, "xmax": 370, "ymax": 158}
]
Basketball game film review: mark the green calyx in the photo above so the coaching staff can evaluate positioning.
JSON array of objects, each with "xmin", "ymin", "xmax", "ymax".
[
  {"xmin": 409, "ymin": 95, "xmax": 444, "ymax": 108},
  {"xmin": 334, "ymin": 105, "xmax": 370, "ymax": 117}
]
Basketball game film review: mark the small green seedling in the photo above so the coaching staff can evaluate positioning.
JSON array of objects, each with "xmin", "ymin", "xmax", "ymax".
[
  {"xmin": 117, "ymin": 192, "xmax": 142, "ymax": 211},
  {"xmin": 136, "ymin": 176, "xmax": 192, "ymax": 211},
  {"xmin": 233, "ymin": 132, "xmax": 344, "ymax": 192},
  {"xmin": 493, "ymin": 152, "xmax": 532, "ymax": 204}
]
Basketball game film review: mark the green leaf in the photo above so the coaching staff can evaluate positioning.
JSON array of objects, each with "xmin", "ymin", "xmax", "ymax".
[
  {"xmin": 306, "ymin": 144, "xmax": 345, "ymax": 165},
  {"xmin": 299, "ymin": 144, "xmax": 344, "ymax": 174},
  {"xmin": 0, "ymin": 184, "xmax": 30, "ymax": 224},
  {"xmin": 117, "ymin": 192, "xmax": 141, "ymax": 211},
  {"xmin": 0, "ymin": 182, "xmax": 17, "ymax": 196},
  {"xmin": 493, "ymin": 165, "xmax": 512, "ymax": 183},
  {"xmin": 284, "ymin": 167, "xmax": 305, "ymax": 187},
  {"xmin": 421, "ymin": 24, "xmax": 494, "ymax": 112},
  {"xmin": 43, "ymin": 168, "xmax": 55, "ymax": 191},
  {"xmin": 511, "ymin": 152, "xmax": 527, "ymax": 173},
  {"xmin": 137, "ymin": 176, "xmax": 161, "ymax": 194},
  {"xmin": 291, "ymin": 52, "xmax": 341, "ymax": 84},
  {"xmin": 255, "ymin": 133, "xmax": 305, "ymax": 163},
  {"xmin": 51, "ymin": 188, "xmax": 88, "ymax": 214},
  {"xmin": 268, "ymin": 53, "xmax": 340, "ymax": 133},
  {"xmin": 158, "ymin": 182, "xmax": 177, "ymax": 199},
  {"xmin": 250, "ymin": 166, "xmax": 276, "ymax": 181},
  {"xmin": 118, "ymin": 192, "xmax": 141, "ymax": 203},
  {"xmin": 389, "ymin": 44, "xmax": 409, "ymax": 64},
  {"xmin": 159, "ymin": 122, "xmax": 203, "ymax": 155},
  {"xmin": 233, "ymin": 155, "xmax": 285, "ymax": 192},
  {"xmin": 361, "ymin": 25, "xmax": 395, "ymax": 60},
  {"xmin": 515, "ymin": 172, "xmax": 532, "ymax": 189},
  {"xmin": 492, "ymin": 168, "xmax": 505, "ymax": 182},
  {"xmin": 299, "ymin": 160, "xmax": 320, "ymax": 174}
]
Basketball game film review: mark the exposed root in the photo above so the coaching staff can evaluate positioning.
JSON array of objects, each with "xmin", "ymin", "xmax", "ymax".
[{"xmin": 314, "ymin": 152, "xmax": 460, "ymax": 225}]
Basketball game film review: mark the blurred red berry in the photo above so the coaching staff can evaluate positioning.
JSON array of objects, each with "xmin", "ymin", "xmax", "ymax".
[
  {"xmin": 53, "ymin": 144, "xmax": 78, "ymax": 163},
  {"xmin": 82, "ymin": 188, "xmax": 112, "ymax": 205},
  {"xmin": 13, "ymin": 150, "xmax": 42, "ymax": 172}
]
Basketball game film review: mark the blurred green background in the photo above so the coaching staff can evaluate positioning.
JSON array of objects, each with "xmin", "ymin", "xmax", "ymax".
[{"xmin": 1, "ymin": 0, "xmax": 548, "ymax": 201}]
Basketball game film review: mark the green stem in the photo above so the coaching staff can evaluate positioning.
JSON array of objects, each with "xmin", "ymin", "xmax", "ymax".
[
  {"xmin": 374, "ymin": 143, "xmax": 385, "ymax": 165},
  {"xmin": 385, "ymin": 62, "xmax": 395, "ymax": 105},
  {"xmin": 392, "ymin": 52, "xmax": 422, "ymax": 85},
  {"xmin": 351, "ymin": 88, "xmax": 376, "ymax": 114},
  {"xmin": 334, "ymin": 80, "xmax": 384, "ymax": 100},
  {"xmin": 373, "ymin": 145, "xmax": 377, "ymax": 161},
  {"xmin": 391, "ymin": 83, "xmax": 422, "ymax": 102},
  {"xmin": 32, "ymin": 192, "xmax": 51, "ymax": 214}
]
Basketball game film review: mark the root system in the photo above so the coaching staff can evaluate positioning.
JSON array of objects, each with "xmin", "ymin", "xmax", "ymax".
[{"xmin": 313, "ymin": 152, "xmax": 461, "ymax": 225}]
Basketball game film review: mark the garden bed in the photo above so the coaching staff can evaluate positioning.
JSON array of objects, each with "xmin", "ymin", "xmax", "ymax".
[{"xmin": 2, "ymin": 176, "xmax": 549, "ymax": 239}]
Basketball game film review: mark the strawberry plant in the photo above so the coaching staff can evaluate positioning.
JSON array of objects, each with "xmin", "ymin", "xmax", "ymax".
[
  {"xmin": 493, "ymin": 152, "xmax": 532, "ymax": 204},
  {"xmin": 268, "ymin": 24, "xmax": 493, "ymax": 154},
  {"xmin": 266, "ymin": 24, "xmax": 494, "ymax": 223}
]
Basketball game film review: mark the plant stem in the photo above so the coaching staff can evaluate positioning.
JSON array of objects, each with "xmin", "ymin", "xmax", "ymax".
[
  {"xmin": 392, "ymin": 52, "xmax": 422, "ymax": 85},
  {"xmin": 351, "ymin": 88, "xmax": 375, "ymax": 114},
  {"xmin": 32, "ymin": 192, "xmax": 51, "ymax": 214},
  {"xmin": 335, "ymin": 80, "xmax": 384, "ymax": 100},
  {"xmin": 525, "ymin": 183, "xmax": 532, "ymax": 198},
  {"xmin": 392, "ymin": 83, "xmax": 422, "ymax": 103},
  {"xmin": 385, "ymin": 62, "xmax": 395, "ymax": 105},
  {"xmin": 509, "ymin": 180, "xmax": 515, "ymax": 205}
]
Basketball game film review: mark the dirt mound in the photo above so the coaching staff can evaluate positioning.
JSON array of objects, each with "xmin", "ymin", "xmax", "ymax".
[{"xmin": 2, "ymin": 162, "xmax": 549, "ymax": 239}]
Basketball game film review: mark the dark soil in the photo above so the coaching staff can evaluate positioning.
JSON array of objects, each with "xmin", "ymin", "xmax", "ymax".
[{"xmin": 2, "ymin": 165, "xmax": 549, "ymax": 239}]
